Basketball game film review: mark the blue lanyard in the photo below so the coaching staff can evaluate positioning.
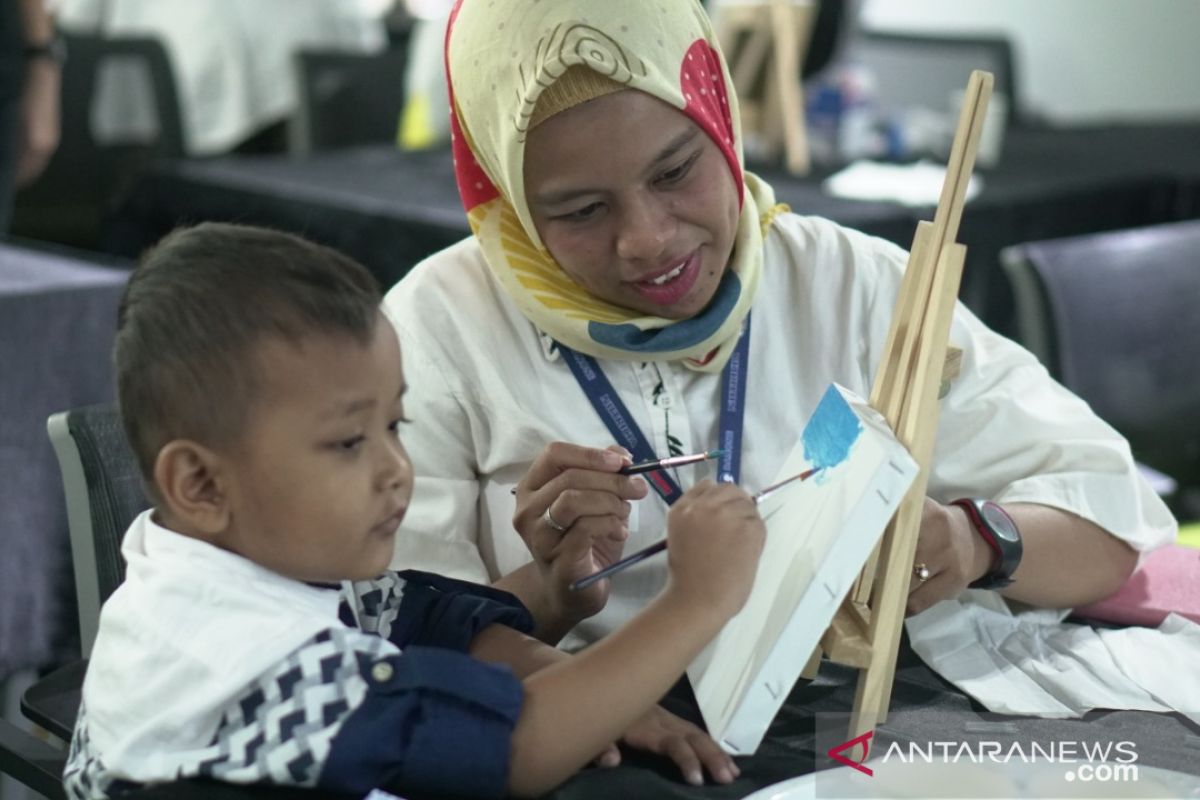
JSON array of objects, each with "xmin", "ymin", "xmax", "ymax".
[{"xmin": 557, "ymin": 315, "xmax": 751, "ymax": 505}]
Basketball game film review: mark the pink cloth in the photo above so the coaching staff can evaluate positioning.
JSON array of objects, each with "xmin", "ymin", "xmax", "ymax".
[{"xmin": 1075, "ymin": 544, "xmax": 1200, "ymax": 627}]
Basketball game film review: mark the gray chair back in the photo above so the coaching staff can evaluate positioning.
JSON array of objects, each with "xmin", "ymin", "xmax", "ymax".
[
  {"xmin": 1001, "ymin": 220, "xmax": 1200, "ymax": 491},
  {"xmin": 48, "ymin": 405, "xmax": 150, "ymax": 658}
]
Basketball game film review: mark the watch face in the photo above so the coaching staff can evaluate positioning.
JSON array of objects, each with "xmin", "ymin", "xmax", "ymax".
[{"xmin": 981, "ymin": 502, "xmax": 1020, "ymax": 543}]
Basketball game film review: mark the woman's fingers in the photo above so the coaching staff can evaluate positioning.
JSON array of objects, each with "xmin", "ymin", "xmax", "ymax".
[
  {"xmin": 906, "ymin": 569, "xmax": 955, "ymax": 616},
  {"xmin": 520, "ymin": 442, "xmax": 630, "ymax": 494},
  {"xmin": 515, "ymin": 459, "xmax": 645, "ymax": 563}
]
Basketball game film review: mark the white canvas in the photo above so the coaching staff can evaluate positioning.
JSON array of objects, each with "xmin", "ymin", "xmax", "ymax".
[{"xmin": 688, "ymin": 383, "xmax": 919, "ymax": 755}]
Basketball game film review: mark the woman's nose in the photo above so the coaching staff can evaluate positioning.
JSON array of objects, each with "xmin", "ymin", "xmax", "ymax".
[{"xmin": 615, "ymin": 195, "xmax": 675, "ymax": 262}]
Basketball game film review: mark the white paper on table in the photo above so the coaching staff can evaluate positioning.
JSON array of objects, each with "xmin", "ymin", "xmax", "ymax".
[
  {"xmin": 689, "ymin": 383, "xmax": 918, "ymax": 755},
  {"xmin": 906, "ymin": 592, "xmax": 1182, "ymax": 717},
  {"xmin": 363, "ymin": 790, "xmax": 406, "ymax": 800},
  {"xmin": 823, "ymin": 159, "xmax": 983, "ymax": 207},
  {"xmin": 1097, "ymin": 613, "xmax": 1200, "ymax": 724}
]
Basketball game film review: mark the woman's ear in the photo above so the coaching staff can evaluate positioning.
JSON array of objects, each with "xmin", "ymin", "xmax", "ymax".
[{"xmin": 152, "ymin": 440, "xmax": 231, "ymax": 536}]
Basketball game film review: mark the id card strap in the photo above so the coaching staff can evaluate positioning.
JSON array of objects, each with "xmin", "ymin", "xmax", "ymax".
[
  {"xmin": 558, "ymin": 316, "xmax": 751, "ymax": 504},
  {"xmin": 717, "ymin": 313, "xmax": 751, "ymax": 485},
  {"xmin": 559, "ymin": 346, "xmax": 685, "ymax": 503}
]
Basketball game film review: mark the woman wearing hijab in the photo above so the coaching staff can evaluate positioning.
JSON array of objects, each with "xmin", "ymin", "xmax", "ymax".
[{"xmin": 384, "ymin": 0, "xmax": 1173, "ymax": 651}]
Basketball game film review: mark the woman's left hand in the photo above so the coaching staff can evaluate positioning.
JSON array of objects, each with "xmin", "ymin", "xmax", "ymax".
[
  {"xmin": 592, "ymin": 705, "xmax": 740, "ymax": 787},
  {"xmin": 906, "ymin": 498, "xmax": 993, "ymax": 616}
]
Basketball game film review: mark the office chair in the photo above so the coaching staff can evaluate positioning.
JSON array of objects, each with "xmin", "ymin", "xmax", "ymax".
[
  {"xmin": 48, "ymin": 406, "xmax": 149, "ymax": 659},
  {"xmin": 12, "ymin": 32, "xmax": 185, "ymax": 249},
  {"xmin": 0, "ymin": 717, "xmax": 65, "ymax": 799},
  {"xmin": 0, "ymin": 405, "xmax": 144, "ymax": 799},
  {"xmin": 287, "ymin": 41, "xmax": 410, "ymax": 156},
  {"xmin": 846, "ymin": 30, "xmax": 1023, "ymax": 127},
  {"xmin": 1001, "ymin": 220, "xmax": 1200, "ymax": 515}
]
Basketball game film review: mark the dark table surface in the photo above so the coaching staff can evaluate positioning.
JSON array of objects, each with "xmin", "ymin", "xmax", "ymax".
[{"xmin": 107, "ymin": 122, "xmax": 1200, "ymax": 339}]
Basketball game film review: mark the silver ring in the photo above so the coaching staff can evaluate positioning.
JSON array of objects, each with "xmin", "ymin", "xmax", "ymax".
[
  {"xmin": 913, "ymin": 563, "xmax": 932, "ymax": 584},
  {"xmin": 543, "ymin": 507, "xmax": 567, "ymax": 532}
]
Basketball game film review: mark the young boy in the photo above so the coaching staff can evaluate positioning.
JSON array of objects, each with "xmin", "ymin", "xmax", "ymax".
[{"xmin": 64, "ymin": 223, "xmax": 766, "ymax": 799}]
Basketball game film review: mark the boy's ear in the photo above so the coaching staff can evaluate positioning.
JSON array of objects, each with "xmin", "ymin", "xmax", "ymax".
[{"xmin": 153, "ymin": 440, "xmax": 231, "ymax": 535}]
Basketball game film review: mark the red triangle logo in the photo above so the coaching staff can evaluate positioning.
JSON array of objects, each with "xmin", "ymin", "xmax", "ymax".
[{"xmin": 827, "ymin": 730, "xmax": 874, "ymax": 776}]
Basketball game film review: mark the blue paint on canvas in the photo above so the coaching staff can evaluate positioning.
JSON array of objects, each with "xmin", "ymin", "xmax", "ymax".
[{"xmin": 802, "ymin": 385, "xmax": 862, "ymax": 470}]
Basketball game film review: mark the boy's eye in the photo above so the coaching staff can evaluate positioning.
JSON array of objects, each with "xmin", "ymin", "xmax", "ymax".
[
  {"xmin": 387, "ymin": 417, "xmax": 412, "ymax": 434},
  {"xmin": 337, "ymin": 435, "xmax": 365, "ymax": 451}
]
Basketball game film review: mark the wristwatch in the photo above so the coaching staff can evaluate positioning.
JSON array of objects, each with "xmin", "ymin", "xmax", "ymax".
[
  {"xmin": 24, "ymin": 34, "xmax": 67, "ymax": 65},
  {"xmin": 951, "ymin": 498, "xmax": 1022, "ymax": 590}
]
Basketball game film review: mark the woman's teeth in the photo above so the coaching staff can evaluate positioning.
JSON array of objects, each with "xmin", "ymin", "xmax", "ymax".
[{"xmin": 651, "ymin": 262, "xmax": 686, "ymax": 285}]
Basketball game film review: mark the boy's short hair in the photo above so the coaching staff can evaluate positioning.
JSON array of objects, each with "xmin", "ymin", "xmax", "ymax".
[{"xmin": 115, "ymin": 223, "xmax": 382, "ymax": 490}]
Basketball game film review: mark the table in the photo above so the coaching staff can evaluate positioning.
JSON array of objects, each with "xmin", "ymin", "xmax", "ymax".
[
  {"xmin": 55, "ymin": 0, "xmax": 392, "ymax": 155},
  {"xmin": 0, "ymin": 240, "xmax": 129, "ymax": 676},
  {"xmin": 107, "ymin": 122, "xmax": 1200, "ymax": 338}
]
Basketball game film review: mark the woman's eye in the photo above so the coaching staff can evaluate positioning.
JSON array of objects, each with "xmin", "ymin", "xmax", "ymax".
[
  {"xmin": 658, "ymin": 154, "xmax": 697, "ymax": 184},
  {"xmin": 387, "ymin": 417, "xmax": 412, "ymax": 434},
  {"xmin": 556, "ymin": 202, "xmax": 603, "ymax": 222}
]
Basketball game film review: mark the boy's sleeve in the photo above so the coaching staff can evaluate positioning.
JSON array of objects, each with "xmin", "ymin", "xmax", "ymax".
[
  {"xmin": 322, "ymin": 643, "xmax": 522, "ymax": 798},
  {"xmin": 184, "ymin": 626, "xmax": 523, "ymax": 799},
  {"xmin": 348, "ymin": 569, "xmax": 534, "ymax": 650}
]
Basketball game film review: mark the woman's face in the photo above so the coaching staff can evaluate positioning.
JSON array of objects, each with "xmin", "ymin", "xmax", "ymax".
[{"xmin": 523, "ymin": 90, "xmax": 741, "ymax": 320}]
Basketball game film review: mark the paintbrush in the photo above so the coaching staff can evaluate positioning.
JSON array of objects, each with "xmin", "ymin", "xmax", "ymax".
[
  {"xmin": 510, "ymin": 448, "xmax": 724, "ymax": 495},
  {"xmin": 569, "ymin": 467, "xmax": 820, "ymax": 591},
  {"xmin": 620, "ymin": 448, "xmax": 725, "ymax": 475}
]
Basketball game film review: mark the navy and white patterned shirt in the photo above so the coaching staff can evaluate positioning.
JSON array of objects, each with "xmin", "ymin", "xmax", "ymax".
[{"xmin": 64, "ymin": 511, "xmax": 533, "ymax": 799}]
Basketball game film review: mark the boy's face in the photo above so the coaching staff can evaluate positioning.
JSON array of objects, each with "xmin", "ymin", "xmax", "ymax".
[{"xmin": 219, "ymin": 315, "xmax": 411, "ymax": 583}]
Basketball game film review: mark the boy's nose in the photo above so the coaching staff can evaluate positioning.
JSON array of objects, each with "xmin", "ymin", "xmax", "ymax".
[{"xmin": 378, "ymin": 439, "xmax": 411, "ymax": 491}]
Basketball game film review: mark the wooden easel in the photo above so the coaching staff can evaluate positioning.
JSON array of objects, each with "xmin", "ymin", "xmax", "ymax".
[
  {"xmin": 713, "ymin": 0, "xmax": 814, "ymax": 175},
  {"xmin": 814, "ymin": 70, "xmax": 995, "ymax": 739}
]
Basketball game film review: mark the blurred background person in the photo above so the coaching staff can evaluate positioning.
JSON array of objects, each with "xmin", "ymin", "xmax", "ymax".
[{"xmin": 0, "ymin": 0, "xmax": 60, "ymax": 232}]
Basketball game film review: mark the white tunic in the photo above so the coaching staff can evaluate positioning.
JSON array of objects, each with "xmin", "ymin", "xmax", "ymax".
[{"xmin": 383, "ymin": 213, "xmax": 1176, "ymax": 648}]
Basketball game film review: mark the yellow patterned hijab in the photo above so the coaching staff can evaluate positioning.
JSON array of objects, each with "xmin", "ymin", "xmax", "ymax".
[{"xmin": 445, "ymin": 0, "xmax": 781, "ymax": 372}]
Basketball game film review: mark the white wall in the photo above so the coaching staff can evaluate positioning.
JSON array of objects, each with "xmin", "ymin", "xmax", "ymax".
[{"xmin": 859, "ymin": 0, "xmax": 1200, "ymax": 124}]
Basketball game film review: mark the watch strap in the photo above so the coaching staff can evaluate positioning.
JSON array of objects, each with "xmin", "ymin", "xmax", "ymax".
[{"xmin": 952, "ymin": 497, "xmax": 1021, "ymax": 590}]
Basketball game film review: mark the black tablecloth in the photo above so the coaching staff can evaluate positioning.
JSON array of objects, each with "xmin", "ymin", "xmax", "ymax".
[
  {"xmin": 108, "ymin": 123, "xmax": 1200, "ymax": 338},
  {"xmin": 0, "ymin": 240, "xmax": 130, "ymax": 675}
]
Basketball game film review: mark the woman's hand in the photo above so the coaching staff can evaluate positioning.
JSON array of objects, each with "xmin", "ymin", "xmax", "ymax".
[
  {"xmin": 512, "ymin": 442, "xmax": 649, "ymax": 626},
  {"xmin": 591, "ymin": 705, "xmax": 740, "ymax": 786},
  {"xmin": 906, "ymin": 497, "xmax": 992, "ymax": 616}
]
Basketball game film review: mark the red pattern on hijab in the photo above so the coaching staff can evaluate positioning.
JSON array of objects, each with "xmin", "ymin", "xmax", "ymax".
[
  {"xmin": 445, "ymin": 0, "xmax": 500, "ymax": 213},
  {"xmin": 679, "ymin": 40, "xmax": 744, "ymax": 209}
]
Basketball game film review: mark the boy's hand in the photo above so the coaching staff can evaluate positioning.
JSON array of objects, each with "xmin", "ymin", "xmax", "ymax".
[
  {"xmin": 513, "ymin": 443, "xmax": 649, "ymax": 623},
  {"xmin": 593, "ymin": 706, "xmax": 740, "ymax": 786},
  {"xmin": 665, "ymin": 481, "xmax": 765, "ymax": 619}
]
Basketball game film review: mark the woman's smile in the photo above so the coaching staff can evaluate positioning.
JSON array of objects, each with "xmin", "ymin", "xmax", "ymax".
[{"xmin": 629, "ymin": 248, "xmax": 703, "ymax": 307}]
